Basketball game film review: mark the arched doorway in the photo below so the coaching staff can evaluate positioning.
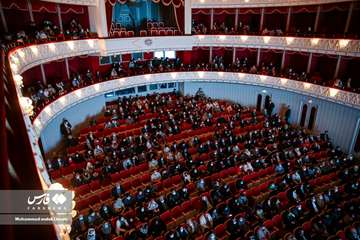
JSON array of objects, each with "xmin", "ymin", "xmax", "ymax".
[
  {"xmin": 308, "ymin": 107, "xmax": 317, "ymax": 130},
  {"xmin": 256, "ymin": 94, "xmax": 262, "ymax": 112},
  {"xmin": 300, "ymin": 104, "xmax": 308, "ymax": 127}
]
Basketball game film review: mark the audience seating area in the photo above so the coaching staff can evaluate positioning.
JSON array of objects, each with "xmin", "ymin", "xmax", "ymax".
[
  {"xmin": 46, "ymin": 92, "xmax": 360, "ymax": 240},
  {"xmin": 25, "ymin": 52, "xmax": 357, "ymax": 120},
  {"xmin": 109, "ymin": 21, "xmax": 181, "ymax": 38}
]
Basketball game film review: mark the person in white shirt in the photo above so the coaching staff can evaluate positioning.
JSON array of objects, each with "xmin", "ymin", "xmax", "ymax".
[{"xmin": 151, "ymin": 170, "xmax": 161, "ymax": 182}]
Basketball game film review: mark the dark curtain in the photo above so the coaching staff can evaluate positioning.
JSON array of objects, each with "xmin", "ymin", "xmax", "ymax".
[
  {"xmin": 192, "ymin": 9, "xmax": 211, "ymax": 29},
  {"xmin": 43, "ymin": 60, "xmax": 67, "ymax": 84},
  {"xmin": 318, "ymin": 2, "xmax": 349, "ymax": 36},
  {"xmin": 22, "ymin": 65, "xmax": 43, "ymax": 87},
  {"xmin": 2, "ymin": 0, "xmax": 31, "ymax": 33},
  {"xmin": 285, "ymin": 51, "xmax": 309, "ymax": 73},
  {"xmin": 60, "ymin": 4, "xmax": 90, "ymax": 31},
  {"xmin": 263, "ymin": 7, "xmax": 288, "ymax": 31},
  {"xmin": 290, "ymin": 5, "xmax": 317, "ymax": 33}
]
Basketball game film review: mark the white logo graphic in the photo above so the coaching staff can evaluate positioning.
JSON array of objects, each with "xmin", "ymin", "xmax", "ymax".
[
  {"xmin": 52, "ymin": 193, "xmax": 67, "ymax": 205},
  {"xmin": 27, "ymin": 193, "xmax": 49, "ymax": 205}
]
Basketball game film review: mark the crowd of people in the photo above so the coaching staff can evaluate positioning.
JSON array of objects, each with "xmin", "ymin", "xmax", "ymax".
[
  {"xmin": 192, "ymin": 19, "xmax": 358, "ymax": 39},
  {"xmin": 24, "ymin": 52, "xmax": 357, "ymax": 119},
  {"xmin": 44, "ymin": 92, "xmax": 360, "ymax": 240},
  {"xmin": 0, "ymin": 18, "xmax": 93, "ymax": 51}
]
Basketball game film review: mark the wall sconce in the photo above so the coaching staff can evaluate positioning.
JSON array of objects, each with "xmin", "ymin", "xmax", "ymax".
[
  {"xmin": 311, "ymin": 38, "xmax": 320, "ymax": 46},
  {"xmin": 338, "ymin": 39, "xmax": 350, "ymax": 48},
  {"xmin": 329, "ymin": 88, "xmax": 339, "ymax": 97},
  {"xmin": 14, "ymin": 74, "xmax": 24, "ymax": 88},
  {"xmin": 67, "ymin": 41, "xmax": 75, "ymax": 50},
  {"xmin": 280, "ymin": 78, "xmax": 288, "ymax": 85},
  {"xmin": 263, "ymin": 36, "xmax": 271, "ymax": 43},
  {"xmin": 303, "ymin": 82, "xmax": 311, "ymax": 89},
  {"xmin": 198, "ymin": 71, "xmax": 204, "ymax": 78},
  {"xmin": 240, "ymin": 35, "xmax": 248, "ymax": 42},
  {"xmin": 219, "ymin": 35, "xmax": 226, "ymax": 41},
  {"xmin": 48, "ymin": 43, "xmax": 56, "ymax": 52},
  {"xmin": 30, "ymin": 46, "xmax": 39, "ymax": 56},
  {"xmin": 286, "ymin": 37, "xmax": 294, "ymax": 45},
  {"xmin": 87, "ymin": 39, "xmax": 95, "ymax": 48},
  {"xmin": 19, "ymin": 97, "xmax": 34, "ymax": 116}
]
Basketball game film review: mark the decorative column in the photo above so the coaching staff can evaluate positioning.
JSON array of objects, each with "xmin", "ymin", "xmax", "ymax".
[
  {"xmin": 26, "ymin": 0, "xmax": 34, "ymax": 22},
  {"xmin": 256, "ymin": 48, "xmax": 261, "ymax": 66},
  {"xmin": 307, "ymin": 53, "xmax": 313, "ymax": 74},
  {"xmin": 184, "ymin": 0, "xmax": 192, "ymax": 34},
  {"xmin": 56, "ymin": 4, "xmax": 63, "ymax": 32},
  {"xmin": 286, "ymin": 7, "xmax": 292, "ymax": 32},
  {"xmin": 88, "ymin": 0, "xmax": 108, "ymax": 37},
  {"xmin": 281, "ymin": 50, "xmax": 286, "ymax": 70},
  {"xmin": 259, "ymin": 8, "xmax": 265, "ymax": 31},
  {"xmin": 210, "ymin": 9, "xmax": 214, "ymax": 30},
  {"xmin": 65, "ymin": 58, "xmax": 70, "ymax": 80},
  {"xmin": 209, "ymin": 47, "xmax": 213, "ymax": 63},
  {"xmin": 234, "ymin": 9, "xmax": 239, "ymax": 31},
  {"xmin": 232, "ymin": 47, "xmax": 236, "ymax": 63},
  {"xmin": 333, "ymin": 56, "xmax": 342, "ymax": 79},
  {"xmin": 40, "ymin": 64, "xmax": 47, "ymax": 86},
  {"xmin": 344, "ymin": 2, "xmax": 354, "ymax": 34},
  {"xmin": 314, "ymin": 5, "xmax": 321, "ymax": 32},
  {"xmin": 0, "ymin": 0, "xmax": 8, "ymax": 32}
]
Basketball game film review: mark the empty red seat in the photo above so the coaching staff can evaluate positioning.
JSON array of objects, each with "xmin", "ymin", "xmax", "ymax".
[
  {"xmin": 159, "ymin": 29, "xmax": 166, "ymax": 35},
  {"xmin": 75, "ymin": 184, "xmax": 90, "ymax": 197},
  {"xmin": 160, "ymin": 210, "xmax": 172, "ymax": 223},
  {"xmin": 61, "ymin": 165, "xmax": 75, "ymax": 176},
  {"xmin": 90, "ymin": 180, "xmax": 101, "ymax": 191},
  {"xmin": 99, "ymin": 189, "xmax": 111, "ymax": 201},
  {"xmin": 272, "ymin": 214, "xmax": 282, "ymax": 227},
  {"xmin": 76, "ymin": 199, "xmax": 88, "ymax": 210},
  {"xmin": 214, "ymin": 224, "xmax": 226, "ymax": 236},
  {"xmin": 50, "ymin": 170, "xmax": 61, "ymax": 180},
  {"xmin": 181, "ymin": 200, "xmax": 192, "ymax": 213},
  {"xmin": 172, "ymin": 206, "xmax": 182, "ymax": 219},
  {"xmin": 140, "ymin": 30, "xmax": 147, "ymax": 36},
  {"xmin": 88, "ymin": 195, "xmax": 100, "ymax": 206},
  {"xmin": 111, "ymin": 173, "xmax": 121, "ymax": 183}
]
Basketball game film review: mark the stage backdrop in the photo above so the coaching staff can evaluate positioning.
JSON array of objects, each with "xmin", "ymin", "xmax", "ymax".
[{"xmin": 107, "ymin": 0, "xmax": 183, "ymax": 32}]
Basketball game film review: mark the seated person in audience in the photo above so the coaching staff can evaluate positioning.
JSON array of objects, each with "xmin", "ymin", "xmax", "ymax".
[
  {"xmin": 149, "ymin": 217, "xmax": 166, "ymax": 236},
  {"xmin": 199, "ymin": 212, "xmax": 213, "ymax": 232},
  {"xmin": 138, "ymin": 223, "xmax": 149, "ymax": 239},
  {"xmin": 256, "ymin": 224, "xmax": 271, "ymax": 240},
  {"xmin": 99, "ymin": 204, "xmax": 114, "ymax": 220},
  {"xmin": 186, "ymin": 218, "xmax": 199, "ymax": 236},
  {"xmin": 115, "ymin": 216, "xmax": 130, "ymax": 236},
  {"xmin": 151, "ymin": 170, "xmax": 161, "ymax": 181},
  {"xmin": 101, "ymin": 221, "xmax": 112, "ymax": 240},
  {"xmin": 112, "ymin": 182, "xmax": 123, "ymax": 198}
]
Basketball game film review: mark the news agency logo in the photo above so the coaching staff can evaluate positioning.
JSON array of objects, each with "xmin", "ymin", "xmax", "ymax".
[
  {"xmin": 26, "ymin": 191, "xmax": 70, "ymax": 212},
  {"xmin": 27, "ymin": 193, "xmax": 67, "ymax": 205}
]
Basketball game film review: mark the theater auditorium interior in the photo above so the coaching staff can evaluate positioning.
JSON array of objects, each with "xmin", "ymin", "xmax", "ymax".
[{"xmin": 1, "ymin": 0, "xmax": 360, "ymax": 239}]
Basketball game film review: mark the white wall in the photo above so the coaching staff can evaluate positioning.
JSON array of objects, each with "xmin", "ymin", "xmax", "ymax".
[{"xmin": 184, "ymin": 82, "xmax": 360, "ymax": 153}]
